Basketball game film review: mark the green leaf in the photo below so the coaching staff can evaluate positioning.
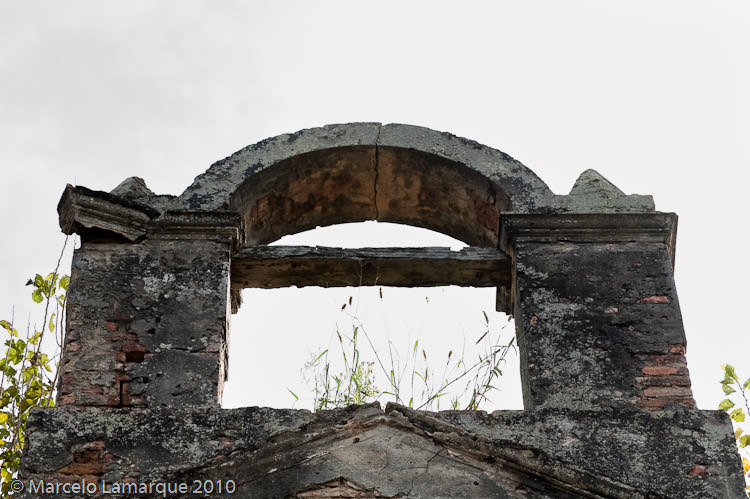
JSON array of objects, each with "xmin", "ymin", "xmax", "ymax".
[
  {"xmin": 33, "ymin": 274, "xmax": 43, "ymax": 287},
  {"xmin": 8, "ymin": 349, "xmax": 22, "ymax": 364},
  {"xmin": 31, "ymin": 289, "xmax": 43, "ymax": 303},
  {"xmin": 14, "ymin": 339, "xmax": 26, "ymax": 352},
  {"xmin": 718, "ymin": 399, "xmax": 735, "ymax": 411},
  {"xmin": 59, "ymin": 275, "xmax": 70, "ymax": 291},
  {"xmin": 731, "ymin": 408, "xmax": 746, "ymax": 422},
  {"xmin": 287, "ymin": 388, "xmax": 298, "ymax": 400},
  {"xmin": 723, "ymin": 383, "xmax": 736, "ymax": 395},
  {"xmin": 744, "ymin": 378, "xmax": 750, "ymax": 390},
  {"xmin": 725, "ymin": 364, "xmax": 738, "ymax": 381},
  {"xmin": 740, "ymin": 435, "xmax": 750, "ymax": 448}
]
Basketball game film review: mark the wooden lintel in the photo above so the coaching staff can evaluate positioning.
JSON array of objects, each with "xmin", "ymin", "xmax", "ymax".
[{"xmin": 231, "ymin": 246, "xmax": 511, "ymax": 289}]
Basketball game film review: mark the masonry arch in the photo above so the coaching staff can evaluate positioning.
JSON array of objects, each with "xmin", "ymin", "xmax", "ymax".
[
  {"xmin": 55, "ymin": 121, "xmax": 677, "ymax": 414},
  {"xmin": 176, "ymin": 123, "xmax": 556, "ymax": 247},
  {"xmin": 38, "ymin": 122, "xmax": 733, "ymax": 498}
]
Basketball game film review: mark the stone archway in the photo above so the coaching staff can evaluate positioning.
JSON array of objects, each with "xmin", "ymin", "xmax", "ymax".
[
  {"xmin": 52, "ymin": 122, "xmax": 683, "ymax": 411},
  {"xmin": 20, "ymin": 123, "xmax": 745, "ymax": 497}
]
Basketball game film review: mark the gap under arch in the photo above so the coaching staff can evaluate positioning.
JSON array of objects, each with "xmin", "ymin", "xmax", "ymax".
[{"xmin": 222, "ymin": 221, "xmax": 522, "ymax": 411}]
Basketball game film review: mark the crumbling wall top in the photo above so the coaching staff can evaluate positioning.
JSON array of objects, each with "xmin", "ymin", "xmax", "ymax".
[{"xmin": 58, "ymin": 123, "xmax": 656, "ymax": 248}]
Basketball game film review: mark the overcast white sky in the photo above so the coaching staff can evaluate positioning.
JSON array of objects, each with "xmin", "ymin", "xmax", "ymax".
[{"xmin": 1, "ymin": 1, "xmax": 748, "ymax": 412}]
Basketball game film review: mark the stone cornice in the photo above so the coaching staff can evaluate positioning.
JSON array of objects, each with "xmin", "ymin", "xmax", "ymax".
[
  {"xmin": 148, "ymin": 212, "xmax": 242, "ymax": 250},
  {"xmin": 58, "ymin": 184, "xmax": 154, "ymax": 241},
  {"xmin": 500, "ymin": 212, "xmax": 677, "ymax": 265},
  {"xmin": 57, "ymin": 184, "xmax": 243, "ymax": 248},
  {"xmin": 496, "ymin": 212, "xmax": 677, "ymax": 314}
]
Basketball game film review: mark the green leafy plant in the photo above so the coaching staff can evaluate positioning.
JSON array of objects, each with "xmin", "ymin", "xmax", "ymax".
[
  {"xmin": 0, "ymin": 253, "xmax": 69, "ymax": 494},
  {"xmin": 300, "ymin": 324, "xmax": 379, "ymax": 411},
  {"xmin": 719, "ymin": 363, "xmax": 750, "ymax": 496},
  {"xmin": 299, "ymin": 292, "xmax": 516, "ymax": 412}
]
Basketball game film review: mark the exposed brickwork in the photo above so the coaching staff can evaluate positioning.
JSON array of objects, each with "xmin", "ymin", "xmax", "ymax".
[
  {"xmin": 56, "ymin": 441, "xmax": 109, "ymax": 478},
  {"xmin": 58, "ymin": 317, "xmax": 150, "ymax": 407},
  {"xmin": 634, "ymin": 343, "xmax": 696, "ymax": 410},
  {"xmin": 508, "ymin": 224, "xmax": 690, "ymax": 411},
  {"xmin": 58, "ymin": 238, "xmax": 232, "ymax": 408}
]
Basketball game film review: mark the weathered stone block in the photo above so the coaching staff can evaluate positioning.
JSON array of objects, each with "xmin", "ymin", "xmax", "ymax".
[
  {"xmin": 59, "ymin": 238, "xmax": 232, "ymax": 408},
  {"xmin": 500, "ymin": 213, "xmax": 693, "ymax": 412}
]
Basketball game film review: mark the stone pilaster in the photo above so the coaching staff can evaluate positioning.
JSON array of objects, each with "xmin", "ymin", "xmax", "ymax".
[
  {"xmin": 57, "ymin": 187, "xmax": 240, "ymax": 407},
  {"xmin": 501, "ymin": 213, "xmax": 694, "ymax": 411}
]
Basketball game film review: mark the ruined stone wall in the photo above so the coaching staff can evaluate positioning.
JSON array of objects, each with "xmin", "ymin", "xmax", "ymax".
[
  {"xmin": 60, "ymin": 238, "xmax": 231, "ymax": 409},
  {"xmin": 22, "ymin": 403, "xmax": 743, "ymax": 498},
  {"xmin": 18, "ymin": 123, "xmax": 746, "ymax": 498},
  {"xmin": 503, "ymin": 213, "xmax": 694, "ymax": 411}
]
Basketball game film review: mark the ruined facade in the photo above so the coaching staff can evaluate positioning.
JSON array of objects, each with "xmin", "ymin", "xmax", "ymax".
[{"xmin": 20, "ymin": 123, "xmax": 745, "ymax": 497}]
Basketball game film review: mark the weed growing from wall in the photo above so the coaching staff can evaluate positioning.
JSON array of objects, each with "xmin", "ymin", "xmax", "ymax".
[
  {"xmin": 0, "ymin": 241, "xmax": 69, "ymax": 495},
  {"xmin": 296, "ymin": 291, "xmax": 516, "ymax": 412},
  {"xmin": 719, "ymin": 363, "xmax": 750, "ymax": 496}
]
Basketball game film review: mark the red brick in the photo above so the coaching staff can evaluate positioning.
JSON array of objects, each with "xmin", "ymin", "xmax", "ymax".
[
  {"xmin": 636, "ymin": 375, "xmax": 692, "ymax": 387},
  {"xmin": 669, "ymin": 344, "xmax": 686, "ymax": 354},
  {"xmin": 122, "ymin": 343, "xmax": 146, "ymax": 353},
  {"xmin": 637, "ymin": 398, "xmax": 666, "ymax": 408},
  {"xmin": 637, "ymin": 296, "xmax": 671, "ymax": 304},
  {"xmin": 643, "ymin": 386, "xmax": 693, "ymax": 398},
  {"xmin": 57, "ymin": 462, "xmax": 105, "ymax": 476},
  {"xmin": 687, "ymin": 464, "xmax": 707, "ymax": 476},
  {"xmin": 107, "ymin": 332, "xmax": 138, "ymax": 342},
  {"xmin": 59, "ymin": 394, "xmax": 76, "ymax": 405},
  {"xmin": 642, "ymin": 366, "xmax": 679, "ymax": 376}
]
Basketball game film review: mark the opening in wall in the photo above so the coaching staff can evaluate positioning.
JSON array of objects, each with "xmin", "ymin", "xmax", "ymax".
[{"xmin": 222, "ymin": 221, "xmax": 522, "ymax": 411}]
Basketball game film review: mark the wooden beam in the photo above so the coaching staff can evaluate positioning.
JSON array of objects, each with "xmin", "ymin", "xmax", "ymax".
[{"xmin": 231, "ymin": 246, "xmax": 511, "ymax": 289}]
